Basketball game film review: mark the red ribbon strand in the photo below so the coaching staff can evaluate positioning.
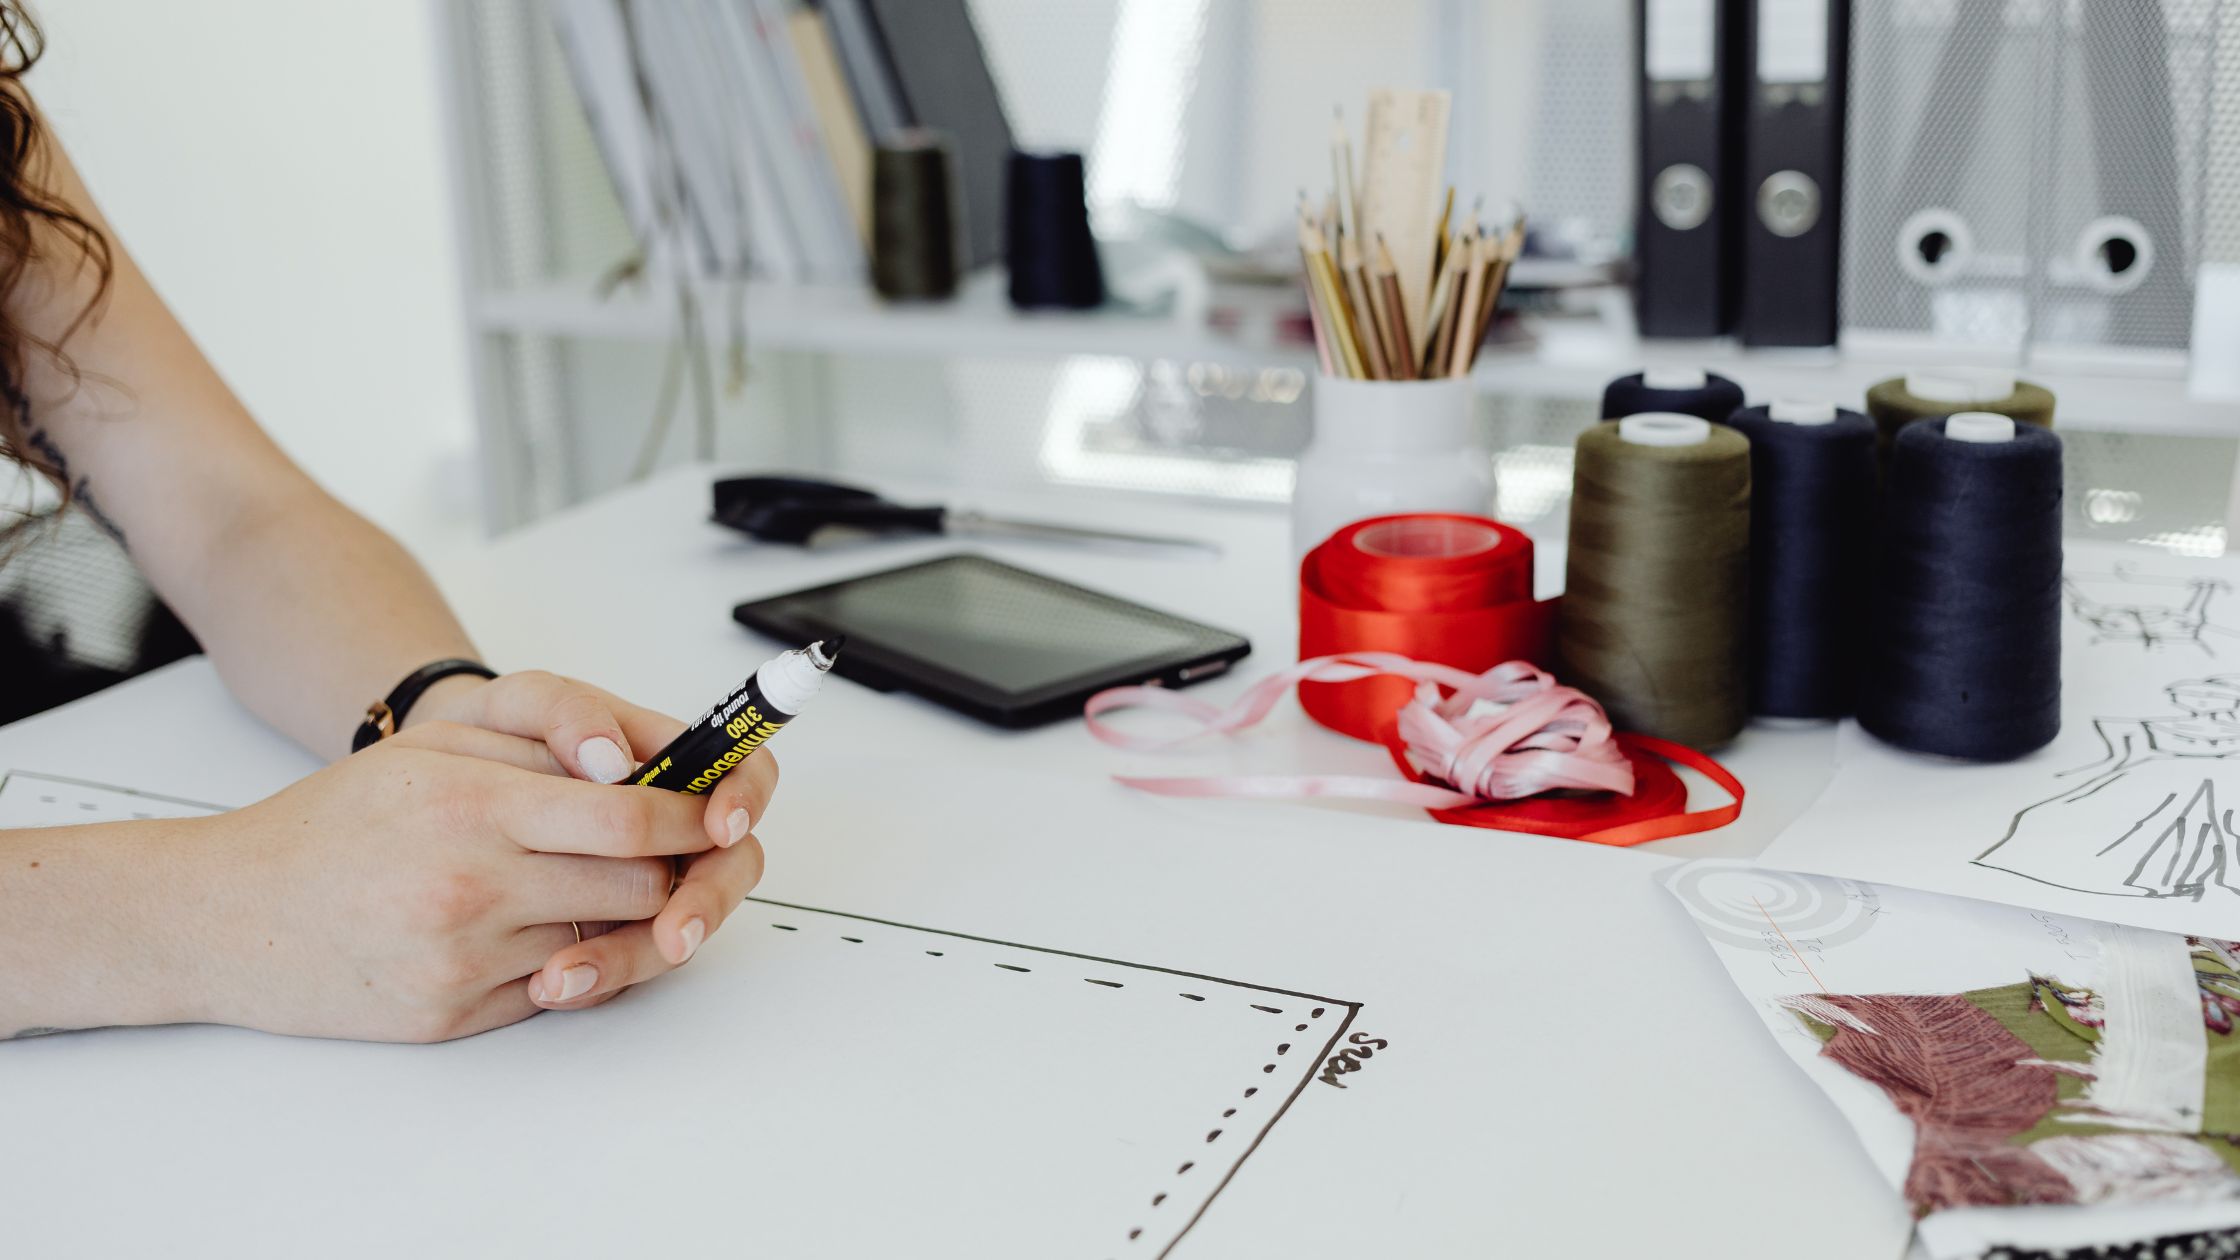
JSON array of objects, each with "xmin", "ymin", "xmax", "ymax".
[{"xmin": 1080, "ymin": 513, "xmax": 1745, "ymax": 846}]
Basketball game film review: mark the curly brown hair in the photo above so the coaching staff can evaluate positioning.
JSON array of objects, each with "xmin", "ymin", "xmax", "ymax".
[{"xmin": 0, "ymin": 2, "xmax": 114, "ymax": 507}]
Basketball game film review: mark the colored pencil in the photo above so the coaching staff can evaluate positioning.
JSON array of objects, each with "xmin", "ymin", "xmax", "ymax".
[
  {"xmin": 1339, "ymin": 233, "xmax": 1390, "ymax": 379},
  {"xmin": 1299, "ymin": 217, "xmax": 1366, "ymax": 379},
  {"xmin": 1372, "ymin": 233, "xmax": 1414, "ymax": 381}
]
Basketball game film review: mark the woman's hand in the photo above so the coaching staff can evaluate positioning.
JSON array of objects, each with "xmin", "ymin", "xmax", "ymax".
[
  {"xmin": 408, "ymin": 671, "xmax": 776, "ymax": 850},
  {"xmin": 0, "ymin": 721, "xmax": 765, "ymax": 1044},
  {"xmin": 400, "ymin": 671, "xmax": 779, "ymax": 1015},
  {"xmin": 212, "ymin": 720, "xmax": 770, "ymax": 1040}
]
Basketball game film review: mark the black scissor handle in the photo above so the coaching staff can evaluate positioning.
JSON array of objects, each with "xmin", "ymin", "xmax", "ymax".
[{"xmin": 712, "ymin": 475, "xmax": 945, "ymax": 545}]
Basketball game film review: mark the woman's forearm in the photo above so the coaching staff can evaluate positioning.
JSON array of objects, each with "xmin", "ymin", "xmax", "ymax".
[
  {"xmin": 187, "ymin": 483, "xmax": 480, "ymax": 760},
  {"xmin": 0, "ymin": 817, "xmax": 212, "ymax": 1039},
  {"xmin": 0, "ymin": 109, "xmax": 481, "ymax": 761}
]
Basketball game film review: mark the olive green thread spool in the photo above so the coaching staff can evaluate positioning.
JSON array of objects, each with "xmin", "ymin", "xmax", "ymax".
[
  {"xmin": 871, "ymin": 129, "xmax": 963, "ymax": 301},
  {"xmin": 1864, "ymin": 369, "xmax": 2055, "ymax": 470},
  {"xmin": 1558, "ymin": 414, "xmax": 1752, "ymax": 749}
]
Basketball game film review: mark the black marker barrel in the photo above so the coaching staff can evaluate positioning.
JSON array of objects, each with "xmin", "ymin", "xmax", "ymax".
[{"xmin": 631, "ymin": 639, "xmax": 841, "ymax": 794}]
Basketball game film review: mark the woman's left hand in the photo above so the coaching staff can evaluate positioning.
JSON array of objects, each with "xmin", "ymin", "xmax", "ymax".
[{"xmin": 406, "ymin": 670, "xmax": 779, "ymax": 1007}]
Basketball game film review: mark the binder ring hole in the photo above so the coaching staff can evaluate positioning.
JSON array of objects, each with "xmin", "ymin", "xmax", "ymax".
[
  {"xmin": 1896, "ymin": 208, "xmax": 1972, "ymax": 287},
  {"xmin": 2074, "ymin": 216, "xmax": 2153, "ymax": 294}
]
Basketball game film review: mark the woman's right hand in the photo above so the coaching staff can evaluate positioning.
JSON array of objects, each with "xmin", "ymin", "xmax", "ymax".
[{"xmin": 168, "ymin": 721, "xmax": 742, "ymax": 1042}]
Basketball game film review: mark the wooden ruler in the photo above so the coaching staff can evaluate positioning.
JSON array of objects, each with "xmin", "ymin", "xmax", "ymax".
[{"xmin": 1356, "ymin": 88, "xmax": 1451, "ymax": 352}]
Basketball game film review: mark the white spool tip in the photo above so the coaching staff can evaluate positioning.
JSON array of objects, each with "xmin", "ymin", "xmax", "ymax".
[
  {"xmin": 1945, "ymin": 411, "xmax": 2016, "ymax": 443},
  {"xmin": 1905, "ymin": 366, "xmax": 2016, "ymax": 404},
  {"xmin": 1641, "ymin": 365, "xmax": 1709, "ymax": 390},
  {"xmin": 1618, "ymin": 412, "xmax": 1712, "ymax": 446},
  {"xmin": 1768, "ymin": 398, "xmax": 1838, "ymax": 425}
]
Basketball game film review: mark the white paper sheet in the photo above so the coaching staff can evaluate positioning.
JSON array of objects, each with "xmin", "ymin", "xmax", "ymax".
[
  {"xmin": 0, "ymin": 661, "xmax": 1915, "ymax": 1258},
  {"xmin": 1760, "ymin": 540, "xmax": 2240, "ymax": 938},
  {"xmin": 5, "ymin": 769, "xmax": 1363, "ymax": 1256},
  {"xmin": 0, "ymin": 770, "xmax": 224, "ymax": 826},
  {"xmin": 10, "ymin": 839, "xmax": 1357, "ymax": 1256},
  {"xmin": 1660, "ymin": 859, "xmax": 2240, "ymax": 1260}
]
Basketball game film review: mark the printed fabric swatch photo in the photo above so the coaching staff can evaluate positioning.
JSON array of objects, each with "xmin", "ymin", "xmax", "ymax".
[{"xmin": 1783, "ymin": 938, "xmax": 2240, "ymax": 1216}]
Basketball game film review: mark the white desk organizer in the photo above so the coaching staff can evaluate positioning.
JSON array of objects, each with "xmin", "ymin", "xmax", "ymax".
[{"xmin": 1291, "ymin": 375, "xmax": 1495, "ymax": 559}]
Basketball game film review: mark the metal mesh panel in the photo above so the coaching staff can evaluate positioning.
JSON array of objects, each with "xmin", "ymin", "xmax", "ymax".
[
  {"xmin": 2033, "ymin": 0, "xmax": 2216, "ymax": 350},
  {"xmin": 1526, "ymin": 0, "xmax": 1635, "ymax": 256},
  {"xmin": 1842, "ymin": 0, "xmax": 2224, "ymax": 354},
  {"xmin": 2210, "ymin": 8, "xmax": 2240, "ymax": 264}
]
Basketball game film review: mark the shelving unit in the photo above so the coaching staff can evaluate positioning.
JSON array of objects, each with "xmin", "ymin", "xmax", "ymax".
[{"xmin": 439, "ymin": 0, "xmax": 2237, "ymax": 537}]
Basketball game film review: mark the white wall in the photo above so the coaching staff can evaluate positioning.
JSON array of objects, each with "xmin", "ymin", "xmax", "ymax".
[{"xmin": 26, "ymin": 0, "xmax": 477, "ymax": 554}]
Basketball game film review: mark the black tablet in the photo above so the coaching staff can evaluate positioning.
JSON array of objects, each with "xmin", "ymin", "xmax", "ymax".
[{"xmin": 733, "ymin": 554, "xmax": 1251, "ymax": 728}]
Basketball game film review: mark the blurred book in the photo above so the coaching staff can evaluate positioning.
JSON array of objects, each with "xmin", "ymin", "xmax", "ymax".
[
  {"xmin": 549, "ymin": 0, "xmax": 874, "ymax": 285},
  {"xmin": 859, "ymin": 0, "xmax": 1014, "ymax": 270},
  {"xmin": 819, "ymin": 0, "xmax": 909, "ymax": 142},
  {"xmin": 786, "ymin": 8, "xmax": 873, "ymax": 247}
]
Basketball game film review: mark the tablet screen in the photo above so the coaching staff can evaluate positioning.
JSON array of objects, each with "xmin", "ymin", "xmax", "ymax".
[
  {"xmin": 735, "ymin": 554, "xmax": 1249, "ymax": 722},
  {"xmin": 787, "ymin": 559, "xmax": 1200, "ymax": 692}
]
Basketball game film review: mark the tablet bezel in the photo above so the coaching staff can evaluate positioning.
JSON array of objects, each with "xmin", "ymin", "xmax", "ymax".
[{"xmin": 732, "ymin": 553, "xmax": 1252, "ymax": 728}]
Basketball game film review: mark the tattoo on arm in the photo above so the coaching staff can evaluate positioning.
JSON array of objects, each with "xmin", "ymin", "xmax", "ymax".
[{"xmin": 23, "ymin": 424, "xmax": 125, "ymax": 545}]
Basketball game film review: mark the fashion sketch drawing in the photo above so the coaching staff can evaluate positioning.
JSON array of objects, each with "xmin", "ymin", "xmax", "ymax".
[
  {"xmin": 1975, "ymin": 676, "xmax": 2240, "ymax": 902},
  {"xmin": 2064, "ymin": 567, "xmax": 2236, "ymax": 653}
]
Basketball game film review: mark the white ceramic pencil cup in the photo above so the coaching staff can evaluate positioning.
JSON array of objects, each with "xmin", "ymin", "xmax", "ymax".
[{"xmin": 1291, "ymin": 375, "xmax": 1494, "ymax": 560}]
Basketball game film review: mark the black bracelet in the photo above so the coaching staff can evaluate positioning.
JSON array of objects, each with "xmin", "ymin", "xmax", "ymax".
[{"xmin": 351, "ymin": 658, "xmax": 498, "ymax": 752}]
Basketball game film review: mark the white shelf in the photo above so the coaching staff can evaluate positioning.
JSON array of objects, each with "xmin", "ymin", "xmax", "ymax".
[
  {"xmin": 473, "ymin": 269, "xmax": 1312, "ymax": 368},
  {"xmin": 473, "ymin": 273, "xmax": 2240, "ymax": 436}
]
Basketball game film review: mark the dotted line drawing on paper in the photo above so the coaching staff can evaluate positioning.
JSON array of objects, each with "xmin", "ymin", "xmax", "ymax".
[{"xmin": 747, "ymin": 898, "xmax": 1363, "ymax": 1259}]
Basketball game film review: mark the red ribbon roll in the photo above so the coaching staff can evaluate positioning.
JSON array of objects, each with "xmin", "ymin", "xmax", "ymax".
[{"xmin": 1299, "ymin": 514, "xmax": 1556, "ymax": 741}]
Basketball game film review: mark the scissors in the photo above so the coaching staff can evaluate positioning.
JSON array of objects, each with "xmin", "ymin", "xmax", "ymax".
[{"xmin": 711, "ymin": 475, "xmax": 1220, "ymax": 555}]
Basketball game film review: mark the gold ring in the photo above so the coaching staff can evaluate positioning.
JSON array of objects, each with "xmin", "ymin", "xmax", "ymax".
[{"xmin": 570, "ymin": 921, "xmax": 584, "ymax": 943}]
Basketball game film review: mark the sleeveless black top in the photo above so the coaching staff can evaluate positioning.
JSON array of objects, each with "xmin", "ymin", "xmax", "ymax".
[{"xmin": 1, "ymin": 499, "xmax": 198, "ymax": 724}]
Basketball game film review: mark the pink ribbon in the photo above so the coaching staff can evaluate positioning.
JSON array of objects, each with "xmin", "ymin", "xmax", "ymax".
[{"xmin": 1084, "ymin": 653, "xmax": 1635, "ymax": 809}]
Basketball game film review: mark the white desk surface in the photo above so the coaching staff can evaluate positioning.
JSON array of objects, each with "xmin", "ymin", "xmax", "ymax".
[{"xmin": 0, "ymin": 467, "xmax": 1909, "ymax": 1258}]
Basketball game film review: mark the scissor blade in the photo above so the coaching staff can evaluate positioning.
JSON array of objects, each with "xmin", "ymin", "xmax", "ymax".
[{"xmin": 945, "ymin": 511, "xmax": 1221, "ymax": 556}]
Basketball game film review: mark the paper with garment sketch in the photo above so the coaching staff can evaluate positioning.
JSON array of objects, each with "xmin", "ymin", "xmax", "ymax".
[
  {"xmin": 1759, "ymin": 540, "xmax": 2240, "ymax": 939},
  {"xmin": 1661, "ymin": 859, "xmax": 2240, "ymax": 1260},
  {"xmin": 0, "ymin": 770, "xmax": 1362, "ymax": 1258}
]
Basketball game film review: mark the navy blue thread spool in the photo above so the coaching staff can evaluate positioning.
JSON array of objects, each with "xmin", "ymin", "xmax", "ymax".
[
  {"xmin": 1725, "ymin": 400, "xmax": 1878, "ymax": 719},
  {"xmin": 1004, "ymin": 150, "xmax": 1103, "ymax": 310},
  {"xmin": 1600, "ymin": 367, "xmax": 1746, "ymax": 423},
  {"xmin": 1859, "ymin": 413, "xmax": 2064, "ymax": 761}
]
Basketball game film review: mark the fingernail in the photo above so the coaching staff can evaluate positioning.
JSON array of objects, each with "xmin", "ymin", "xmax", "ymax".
[
  {"xmin": 723, "ymin": 807, "xmax": 751, "ymax": 848},
  {"xmin": 677, "ymin": 917, "xmax": 706, "ymax": 963},
  {"xmin": 526, "ymin": 974, "xmax": 545, "ymax": 1002},
  {"xmin": 554, "ymin": 963, "xmax": 598, "ymax": 1002},
  {"xmin": 578, "ymin": 737, "xmax": 630, "ymax": 785}
]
